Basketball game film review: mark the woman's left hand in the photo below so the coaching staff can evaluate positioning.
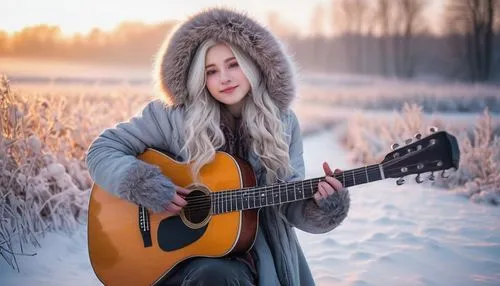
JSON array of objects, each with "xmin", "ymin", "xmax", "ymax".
[{"xmin": 313, "ymin": 162, "xmax": 344, "ymax": 205}]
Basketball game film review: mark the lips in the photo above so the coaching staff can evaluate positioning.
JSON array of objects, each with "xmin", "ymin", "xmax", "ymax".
[{"xmin": 220, "ymin": 85, "xmax": 238, "ymax": 93}]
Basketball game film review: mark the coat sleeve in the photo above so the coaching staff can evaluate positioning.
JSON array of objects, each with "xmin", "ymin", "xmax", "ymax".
[
  {"xmin": 85, "ymin": 99, "xmax": 181, "ymax": 198},
  {"xmin": 278, "ymin": 110, "xmax": 350, "ymax": 234}
]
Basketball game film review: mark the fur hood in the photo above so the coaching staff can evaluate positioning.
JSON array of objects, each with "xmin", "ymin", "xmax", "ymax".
[{"xmin": 154, "ymin": 8, "xmax": 298, "ymax": 111}]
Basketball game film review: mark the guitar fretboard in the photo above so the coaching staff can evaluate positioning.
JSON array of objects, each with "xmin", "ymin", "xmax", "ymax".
[{"xmin": 211, "ymin": 164, "xmax": 384, "ymax": 214}]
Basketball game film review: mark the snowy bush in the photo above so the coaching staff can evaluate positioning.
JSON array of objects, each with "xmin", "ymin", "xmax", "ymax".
[
  {"xmin": 0, "ymin": 75, "xmax": 151, "ymax": 270},
  {"xmin": 340, "ymin": 102, "xmax": 500, "ymax": 206},
  {"xmin": 340, "ymin": 103, "xmax": 446, "ymax": 164},
  {"xmin": 436, "ymin": 109, "xmax": 500, "ymax": 205}
]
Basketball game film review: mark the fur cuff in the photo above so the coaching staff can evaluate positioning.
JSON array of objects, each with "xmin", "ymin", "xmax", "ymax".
[
  {"xmin": 304, "ymin": 187, "xmax": 350, "ymax": 232},
  {"xmin": 117, "ymin": 160, "xmax": 176, "ymax": 213}
]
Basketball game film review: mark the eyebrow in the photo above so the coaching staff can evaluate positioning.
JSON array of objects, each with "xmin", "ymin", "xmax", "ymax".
[{"xmin": 205, "ymin": 57, "xmax": 236, "ymax": 69}]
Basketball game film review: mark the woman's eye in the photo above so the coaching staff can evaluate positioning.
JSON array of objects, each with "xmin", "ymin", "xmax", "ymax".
[
  {"xmin": 229, "ymin": 62, "xmax": 239, "ymax": 68},
  {"xmin": 206, "ymin": 70, "xmax": 216, "ymax": 76}
]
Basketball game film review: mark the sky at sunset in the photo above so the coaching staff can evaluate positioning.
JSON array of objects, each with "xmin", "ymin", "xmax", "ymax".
[
  {"xmin": 2, "ymin": 0, "xmax": 444, "ymax": 36},
  {"xmin": 3, "ymin": 0, "xmax": 333, "ymax": 35}
]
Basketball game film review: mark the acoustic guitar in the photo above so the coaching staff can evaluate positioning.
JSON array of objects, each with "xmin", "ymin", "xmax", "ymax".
[{"xmin": 87, "ymin": 129, "xmax": 460, "ymax": 285}]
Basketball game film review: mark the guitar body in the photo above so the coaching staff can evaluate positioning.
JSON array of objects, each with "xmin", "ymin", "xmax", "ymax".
[{"xmin": 87, "ymin": 150, "xmax": 258, "ymax": 285}]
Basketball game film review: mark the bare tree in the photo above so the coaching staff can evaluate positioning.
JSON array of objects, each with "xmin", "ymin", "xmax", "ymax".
[
  {"xmin": 332, "ymin": 0, "xmax": 372, "ymax": 73},
  {"xmin": 375, "ymin": 0, "xmax": 392, "ymax": 76},
  {"xmin": 392, "ymin": 0, "xmax": 428, "ymax": 78},
  {"xmin": 446, "ymin": 0, "xmax": 499, "ymax": 81},
  {"xmin": 310, "ymin": 4, "xmax": 327, "ymax": 70}
]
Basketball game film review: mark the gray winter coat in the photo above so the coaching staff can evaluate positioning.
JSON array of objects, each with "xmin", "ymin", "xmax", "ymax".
[{"xmin": 85, "ymin": 8, "xmax": 350, "ymax": 286}]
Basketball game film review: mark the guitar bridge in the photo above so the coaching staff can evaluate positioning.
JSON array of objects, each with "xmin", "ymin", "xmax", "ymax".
[{"xmin": 138, "ymin": 206, "xmax": 152, "ymax": 248}]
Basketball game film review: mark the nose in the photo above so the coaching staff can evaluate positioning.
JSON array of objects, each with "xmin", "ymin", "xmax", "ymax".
[{"xmin": 219, "ymin": 69, "xmax": 231, "ymax": 84}]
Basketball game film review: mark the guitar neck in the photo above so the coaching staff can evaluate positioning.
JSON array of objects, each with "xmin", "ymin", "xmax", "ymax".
[{"xmin": 212, "ymin": 163, "xmax": 385, "ymax": 214}]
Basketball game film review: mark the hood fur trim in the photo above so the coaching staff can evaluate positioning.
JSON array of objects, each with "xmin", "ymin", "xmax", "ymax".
[{"xmin": 154, "ymin": 8, "xmax": 297, "ymax": 111}]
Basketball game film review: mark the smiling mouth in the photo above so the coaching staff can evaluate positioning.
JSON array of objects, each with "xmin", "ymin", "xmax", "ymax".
[{"xmin": 220, "ymin": 86, "xmax": 238, "ymax": 93}]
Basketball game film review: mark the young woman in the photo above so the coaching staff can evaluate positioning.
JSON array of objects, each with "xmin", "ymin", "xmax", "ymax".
[{"xmin": 86, "ymin": 8, "xmax": 350, "ymax": 286}]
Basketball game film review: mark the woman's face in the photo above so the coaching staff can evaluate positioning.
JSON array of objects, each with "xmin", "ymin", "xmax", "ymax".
[{"xmin": 205, "ymin": 43, "xmax": 250, "ymax": 115}]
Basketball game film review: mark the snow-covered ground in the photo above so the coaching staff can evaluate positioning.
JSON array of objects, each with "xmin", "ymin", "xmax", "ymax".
[{"xmin": 1, "ymin": 127, "xmax": 500, "ymax": 286}]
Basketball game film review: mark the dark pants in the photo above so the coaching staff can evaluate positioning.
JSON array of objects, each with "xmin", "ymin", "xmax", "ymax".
[{"xmin": 161, "ymin": 257, "xmax": 257, "ymax": 286}]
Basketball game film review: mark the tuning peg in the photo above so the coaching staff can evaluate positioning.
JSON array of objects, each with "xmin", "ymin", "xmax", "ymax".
[
  {"xmin": 415, "ymin": 174, "xmax": 424, "ymax": 183},
  {"xmin": 396, "ymin": 177, "xmax": 406, "ymax": 185},
  {"xmin": 414, "ymin": 133, "xmax": 422, "ymax": 140},
  {"xmin": 441, "ymin": 170, "xmax": 449, "ymax": 179},
  {"xmin": 391, "ymin": 143, "xmax": 400, "ymax": 150},
  {"xmin": 405, "ymin": 138, "xmax": 413, "ymax": 145},
  {"xmin": 429, "ymin": 126, "xmax": 439, "ymax": 133},
  {"xmin": 428, "ymin": 171, "xmax": 435, "ymax": 181}
]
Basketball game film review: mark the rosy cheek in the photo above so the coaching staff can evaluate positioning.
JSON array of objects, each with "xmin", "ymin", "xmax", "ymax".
[{"xmin": 206, "ymin": 77, "xmax": 216, "ymax": 92}]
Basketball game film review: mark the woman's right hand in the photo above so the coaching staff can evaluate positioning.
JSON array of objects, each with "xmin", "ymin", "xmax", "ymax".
[
  {"xmin": 165, "ymin": 186, "xmax": 191, "ymax": 214},
  {"xmin": 119, "ymin": 160, "xmax": 193, "ymax": 214}
]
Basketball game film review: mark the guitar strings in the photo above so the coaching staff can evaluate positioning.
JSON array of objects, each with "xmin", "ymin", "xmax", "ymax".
[
  {"xmin": 186, "ymin": 142, "xmax": 439, "ymax": 206},
  {"xmin": 184, "ymin": 160, "xmax": 439, "ymax": 207},
  {"xmin": 183, "ymin": 160, "xmax": 442, "ymax": 209},
  {"xmin": 187, "ymin": 159, "xmax": 434, "ymax": 202},
  {"xmin": 183, "ymin": 164, "xmax": 384, "ymax": 206}
]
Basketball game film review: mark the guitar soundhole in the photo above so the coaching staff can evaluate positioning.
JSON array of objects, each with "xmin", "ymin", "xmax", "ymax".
[{"xmin": 184, "ymin": 190, "xmax": 211, "ymax": 224}]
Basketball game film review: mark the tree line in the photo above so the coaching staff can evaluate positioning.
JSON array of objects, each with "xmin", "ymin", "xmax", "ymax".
[
  {"xmin": 1, "ymin": 0, "xmax": 499, "ymax": 82},
  {"xmin": 297, "ymin": 0, "xmax": 500, "ymax": 82}
]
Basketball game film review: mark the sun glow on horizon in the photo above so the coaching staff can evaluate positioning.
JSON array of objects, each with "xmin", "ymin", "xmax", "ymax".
[
  {"xmin": 2, "ymin": 0, "xmax": 446, "ymax": 38},
  {"xmin": 2, "ymin": 0, "xmax": 334, "ymax": 36}
]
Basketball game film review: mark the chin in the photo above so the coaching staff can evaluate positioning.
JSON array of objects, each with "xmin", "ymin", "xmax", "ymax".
[{"xmin": 220, "ymin": 95, "xmax": 245, "ymax": 105}]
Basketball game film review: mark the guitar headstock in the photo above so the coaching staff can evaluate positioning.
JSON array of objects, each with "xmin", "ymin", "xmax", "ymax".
[{"xmin": 380, "ymin": 129, "xmax": 460, "ymax": 184}]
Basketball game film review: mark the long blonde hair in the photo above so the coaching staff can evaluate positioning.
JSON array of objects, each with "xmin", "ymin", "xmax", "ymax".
[{"xmin": 183, "ymin": 39, "xmax": 292, "ymax": 184}]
